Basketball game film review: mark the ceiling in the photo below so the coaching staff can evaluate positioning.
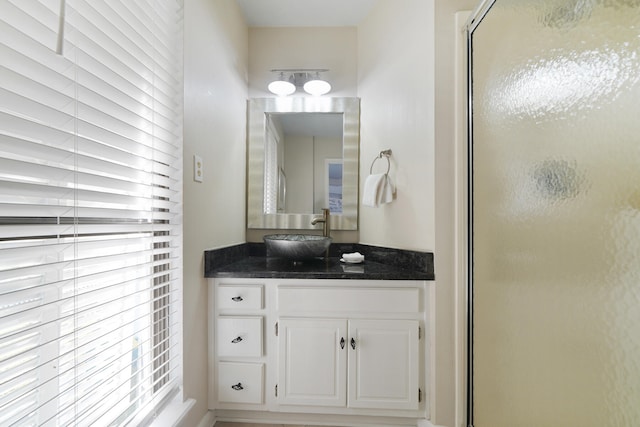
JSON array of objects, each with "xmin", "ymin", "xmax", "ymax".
[{"xmin": 236, "ymin": 0, "xmax": 379, "ymax": 27}]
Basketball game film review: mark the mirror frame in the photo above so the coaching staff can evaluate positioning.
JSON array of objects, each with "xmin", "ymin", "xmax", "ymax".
[{"xmin": 247, "ymin": 97, "xmax": 360, "ymax": 230}]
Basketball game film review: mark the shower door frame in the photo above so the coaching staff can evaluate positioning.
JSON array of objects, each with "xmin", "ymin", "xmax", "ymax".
[{"xmin": 463, "ymin": 2, "xmax": 497, "ymax": 427}]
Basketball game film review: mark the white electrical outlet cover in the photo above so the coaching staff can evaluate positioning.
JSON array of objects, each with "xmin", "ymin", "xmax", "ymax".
[{"xmin": 194, "ymin": 154, "xmax": 203, "ymax": 182}]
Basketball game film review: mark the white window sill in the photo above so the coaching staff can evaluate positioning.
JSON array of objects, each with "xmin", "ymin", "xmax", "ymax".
[{"xmin": 141, "ymin": 388, "xmax": 195, "ymax": 427}]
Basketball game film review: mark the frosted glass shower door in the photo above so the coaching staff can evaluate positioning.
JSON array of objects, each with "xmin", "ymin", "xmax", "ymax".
[{"xmin": 469, "ymin": 1, "xmax": 640, "ymax": 426}]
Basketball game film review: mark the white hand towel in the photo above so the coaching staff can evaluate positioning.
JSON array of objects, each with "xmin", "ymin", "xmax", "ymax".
[
  {"xmin": 362, "ymin": 173, "xmax": 386, "ymax": 207},
  {"xmin": 379, "ymin": 174, "xmax": 395, "ymax": 205}
]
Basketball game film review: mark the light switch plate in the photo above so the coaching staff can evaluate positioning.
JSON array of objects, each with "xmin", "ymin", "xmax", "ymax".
[{"xmin": 194, "ymin": 154, "xmax": 203, "ymax": 182}]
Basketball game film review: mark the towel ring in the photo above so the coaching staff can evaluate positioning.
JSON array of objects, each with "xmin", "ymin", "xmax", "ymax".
[{"xmin": 369, "ymin": 149, "xmax": 392, "ymax": 174}]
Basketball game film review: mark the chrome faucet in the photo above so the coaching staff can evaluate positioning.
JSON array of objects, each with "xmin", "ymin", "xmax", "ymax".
[{"xmin": 311, "ymin": 208, "xmax": 331, "ymax": 238}]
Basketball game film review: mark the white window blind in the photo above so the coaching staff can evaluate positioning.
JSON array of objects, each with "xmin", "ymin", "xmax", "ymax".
[{"xmin": 0, "ymin": 1, "xmax": 184, "ymax": 426}]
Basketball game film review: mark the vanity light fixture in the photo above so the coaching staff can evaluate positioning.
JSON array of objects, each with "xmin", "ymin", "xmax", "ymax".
[
  {"xmin": 267, "ymin": 72, "xmax": 296, "ymax": 96},
  {"xmin": 303, "ymin": 72, "xmax": 332, "ymax": 96},
  {"xmin": 268, "ymin": 69, "xmax": 331, "ymax": 96}
]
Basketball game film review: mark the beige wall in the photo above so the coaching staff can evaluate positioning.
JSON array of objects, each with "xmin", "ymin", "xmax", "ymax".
[
  {"xmin": 182, "ymin": 0, "xmax": 248, "ymax": 425},
  {"xmin": 357, "ymin": 0, "xmax": 436, "ymax": 252},
  {"xmin": 283, "ymin": 134, "xmax": 314, "ymax": 213},
  {"xmin": 248, "ymin": 27, "xmax": 358, "ymax": 98}
]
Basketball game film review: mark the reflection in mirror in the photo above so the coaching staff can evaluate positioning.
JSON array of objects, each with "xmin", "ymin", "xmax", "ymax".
[
  {"xmin": 264, "ymin": 113, "xmax": 343, "ymax": 215},
  {"xmin": 247, "ymin": 97, "xmax": 360, "ymax": 230}
]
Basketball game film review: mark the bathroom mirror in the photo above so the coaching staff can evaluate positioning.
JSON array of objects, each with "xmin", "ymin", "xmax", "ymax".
[{"xmin": 247, "ymin": 97, "xmax": 360, "ymax": 230}]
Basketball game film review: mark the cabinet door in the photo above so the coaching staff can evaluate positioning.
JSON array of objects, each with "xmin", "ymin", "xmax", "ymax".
[
  {"xmin": 278, "ymin": 318, "xmax": 347, "ymax": 407},
  {"xmin": 348, "ymin": 319, "xmax": 419, "ymax": 410}
]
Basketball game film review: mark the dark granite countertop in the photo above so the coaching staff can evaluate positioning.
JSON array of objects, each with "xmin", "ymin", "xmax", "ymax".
[{"xmin": 204, "ymin": 243, "xmax": 434, "ymax": 281}]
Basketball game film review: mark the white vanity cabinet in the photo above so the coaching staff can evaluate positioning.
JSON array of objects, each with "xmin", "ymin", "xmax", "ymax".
[
  {"xmin": 211, "ymin": 282, "xmax": 266, "ymax": 407},
  {"xmin": 278, "ymin": 318, "xmax": 419, "ymax": 410},
  {"xmin": 209, "ymin": 278, "xmax": 430, "ymax": 426},
  {"xmin": 276, "ymin": 285, "xmax": 421, "ymax": 411}
]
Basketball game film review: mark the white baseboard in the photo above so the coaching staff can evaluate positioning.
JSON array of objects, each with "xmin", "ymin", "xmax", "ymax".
[
  {"xmin": 208, "ymin": 409, "xmax": 444, "ymax": 427},
  {"xmin": 196, "ymin": 410, "xmax": 215, "ymax": 427},
  {"xmin": 417, "ymin": 420, "xmax": 447, "ymax": 427},
  {"xmin": 420, "ymin": 423, "xmax": 445, "ymax": 427}
]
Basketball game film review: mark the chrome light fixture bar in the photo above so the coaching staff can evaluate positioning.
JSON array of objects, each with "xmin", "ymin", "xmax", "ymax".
[{"xmin": 268, "ymin": 69, "xmax": 331, "ymax": 96}]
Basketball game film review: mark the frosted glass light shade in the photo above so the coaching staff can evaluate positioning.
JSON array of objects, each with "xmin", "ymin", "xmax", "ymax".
[
  {"xmin": 303, "ymin": 79, "xmax": 331, "ymax": 96},
  {"xmin": 268, "ymin": 80, "xmax": 296, "ymax": 96}
]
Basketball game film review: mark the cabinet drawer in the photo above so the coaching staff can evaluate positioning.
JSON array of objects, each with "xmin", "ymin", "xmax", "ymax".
[
  {"xmin": 278, "ymin": 287, "xmax": 419, "ymax": 314},
  {"xmin": 217, "ymin": 316, "xmax": 263, "ymax": 357},
  {"xmin": 217, "ymin": 284, "xmax": 263, "ymax": 310},
  {"xmin": 218, "ymin": 362, "xmax": 264, "ymax": 404}
]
